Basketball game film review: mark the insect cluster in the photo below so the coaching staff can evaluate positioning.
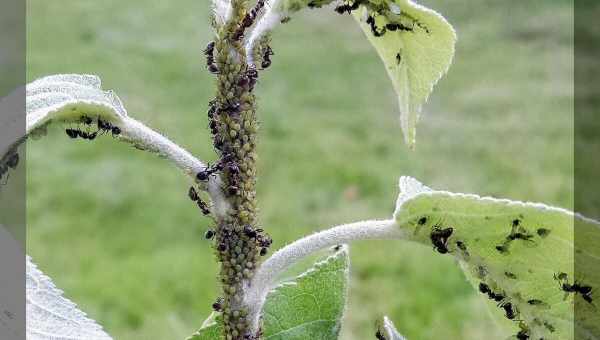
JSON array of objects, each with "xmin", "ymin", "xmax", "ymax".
[
  {"xmin": 64, "ymin": 115, "xmax": 121, "ymax": 141},
  {"xmin": 0, "ymin": 151, "xmax": 19, "ymax": 185},
  {"xmin": 202, "ymin": 7, "xmax": 279, "ymax": 335}
]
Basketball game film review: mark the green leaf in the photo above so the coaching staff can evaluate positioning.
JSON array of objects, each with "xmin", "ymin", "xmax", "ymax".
[
  {"xmin": 186, "ymin": 313, "xmax": 223, "ymax": 340},
  {"xmin": 352, "ymin": 0, "xmax": 456, "ymax": 147},
  {"xmin": 187, "ymin": 246, "xmax": 349, "ymax": 340},
  {"xmin": 393, "ymin": 177, "xmax": 600, "ymax": 339}
]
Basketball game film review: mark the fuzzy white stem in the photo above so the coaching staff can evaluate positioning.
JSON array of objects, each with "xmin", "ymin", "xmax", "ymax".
[
  {"xmin": 245, "ymin": 219, "xmax": 404, "ymax": 332},
  {"xmin": 118, "ymin": 117, "xmax": 230, "ymax": 218}
]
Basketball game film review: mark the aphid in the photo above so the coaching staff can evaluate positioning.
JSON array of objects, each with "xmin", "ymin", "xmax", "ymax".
[
  {"xmin": 479, "ymin": 282, "xmax": 491, "ymax": 295},
  {"xmin": 243, "ymin": 225, "xmax": 257, "ymax": 238},
  {"xmin": 512, "ymin": 219, "xmax": 521, "ymax": 227},
  {"xmin": 246, "ymin": 65, "xmax": 259, "ymax": 91},
  {"xmin": 87, "ymin": 131, "xmax": 97, "ymax": 140},
  {"xmin": 417, "ymin": 216, "xmax": 427, "ymax": 225},
  {"xmin": 536, "ymin": 228, "xmax": 551, "ymax": 237},
  {"xmin": 430, "ymin": 226, "xmax": 453, "ymax": 254},
  {"xmin": 188, "ymin": 187, "xmax": 199, "ymax": 201},
  {"xmin": 527, "ymin": 299, "xmax": 544, "ymax": 305},
  {"xmin": 80, "ymin": 115, "xmax": 93, "ymax": 125},
  {"xmin": 212, "ymin": 297, "xmax": 224, "ymax": 311},
  {"xmin": 217, "ymin": 243, "xmax": 227, "ymax": 252},
  {"xmin": 496, "ymin": 243, "xmax": 509, "ymax": 254},
  {"xmin": 366, "ymin": 15, "xmax": 386, "ymax": 37},
  {"xmin": 260, "ymin": 247, "xmax": 268, "ymax": 256},
  {"xmin": 504, "ymin": 271, "xmax": 517, "ymax": 279},
  {"xmin": 456, "ymin": 241, "xmax": 469, "ymax": 255},
  {"xmin": 205, "ymin": 229, "xmax": 215, "ymax": 240},
  {"xmin": 500, "ymin": 302, "xmax": 518, "ymax": 320},
  {"xmin": 197, "ymin": 199, "xmax": 211, "ymax": 215},
  {"xmin": 543, "ymin": 321, "xmax": 555, "ymax": 333}
]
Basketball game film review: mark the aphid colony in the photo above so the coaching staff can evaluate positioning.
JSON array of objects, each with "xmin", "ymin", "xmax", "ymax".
[
  {"xmin": 64, "ymin": 115, "xmax": 121, "ymax": 141},
  {"xmin": 0, "ymin": 152, "xmax": 20, "ymax": 185}
]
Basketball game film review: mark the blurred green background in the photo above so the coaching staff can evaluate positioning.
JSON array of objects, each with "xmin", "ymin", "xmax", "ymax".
[{"xmin": 25, "ymin": 0, "xmax": 573, "ymax": 339}]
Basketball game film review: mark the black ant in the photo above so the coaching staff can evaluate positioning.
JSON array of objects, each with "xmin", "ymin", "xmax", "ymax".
[
  {"xmin": 375, "ymin": 329, "xmax": 387, "ymax": 340},
  {"xmin": 478, "ymin": 282, "xmax": 505, "ymax": 302},
  {"xmin": 65, "ymin": 128, "xmax": 97, "ymax": 140},
  {"xmin": 233, "ymin": 0, "xmax": 266, "ymax": 40},
  {"xmin": 554, "ymin": 272, "xmax": 594, "ymax": 304},
  {"xmin": 205, "ymin": 229, "xmax": 215, "ymax": 240},
  {"xmin": 385, "ymin": 23, "xmax": 413, "ymax": 32},
  {"xmin": 536, "ymin": 228, "xmax": 551, "ymax": 238},
  {"xmin": 366, "ymin": 15, "xmax": 386, "ymax": 37},
  {"xmin": 499, "ymin": 302, "xmax": 518, "ymax": 320},
  {"xmin": 197, "ymin": 199, "xmax": 211, "ymax": 215},
  {"xmin": 515, "ymin": 329, "xmax": 529, "ymax": 340},
  {"xmin": 456, "ymin": 241, "xmax": 469, "ymax": 257},
  {"xmin": 204, "ymin": 41, "xmax": 219, "ymax": 74},
  {"xmin": 430, "ymin": 226, "xmax": 453, "ymax": 254},
  {"xmin": 334, "ymin": 0, "xmax": 361, "ymax": 14},
  {"xmin": 261, "ymin": 45, "xmax": 274, "ymax": 69},
  {"xmin": 243, "ymin": 225, "xmax": 257, "ymax": 238},
  {"xmin": 504, "ymin": 271, "xmax": 517, "ymax": 280},
  {"xmin": 395, "ymin": 53, "xmax": 402, "ymax": 64},
  {"xmin": 97, "ymin": 118, "xmax": 121, "ymax": 136},
  {"xmin": 212, "ymin": 297, "xmax": 224, "ymax": 311},
  {"xmin": 188, "ymin": 186, "xmax": 200, "ymax": 201}
]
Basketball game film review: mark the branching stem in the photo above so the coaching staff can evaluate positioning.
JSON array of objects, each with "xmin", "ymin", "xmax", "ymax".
[{"xmin": 245, "ymin": 219, "xmax": 404, "ymax": 332}]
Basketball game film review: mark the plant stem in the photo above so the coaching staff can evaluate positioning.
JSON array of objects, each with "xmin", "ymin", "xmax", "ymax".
[
  {"xmin": 245, "ymin": 219, "xmax": 404, "ymax": 333},
  {"xmin": 210, "ymin": 1, "xmax": 266, "ymax": 338}
]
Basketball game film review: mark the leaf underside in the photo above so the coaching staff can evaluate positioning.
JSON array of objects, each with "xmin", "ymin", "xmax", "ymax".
[
  {"xmin": 352, "ymin": 0, "xmax": 456, "ymax": 147},
  {"xmin": 394, "ymin": 177, "xmax": 600, "ymax": 340},
  {"xmin": 26, "ymin": 256, "xmax": 113, "ymax": 340},
  {"xmin": 188, "ymin": 246, "xmax": 350, "ymax": 340}
]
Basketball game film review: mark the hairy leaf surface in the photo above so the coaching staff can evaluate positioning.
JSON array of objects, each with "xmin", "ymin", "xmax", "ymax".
[
  {"xmin": 393, "ymin": 177, "xmax": 599, "ymax": 339},
  {"xmin": 352, "ymin": 0, "xmax": 456, "ymax": 147},
  {"xmin": 188, "ymin": 246, "xmax": 349, "ymax": 340},
  {"xmin": 26, "ymin": 256, "xmax": 112, "ymax": 340}
]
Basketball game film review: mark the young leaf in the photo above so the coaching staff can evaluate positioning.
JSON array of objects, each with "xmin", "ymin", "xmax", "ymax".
[
  {"xmin": 187, "ymin": 246, "xmax": 350, "ymax": 340},
  {"xmin": 393, "ymin": 177, "xmax": 599, "ymax": 339},
  {"xmin": 352, "ymin": 1, "xmax": 456, "ymax": 147},
  {"xmin": 26, "ymin": 256, "xmax": 112, "ymax": 340}
]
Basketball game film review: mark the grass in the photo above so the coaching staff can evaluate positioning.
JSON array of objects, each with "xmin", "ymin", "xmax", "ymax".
[{"xmin": 25, "ymin": 0, "xmax": 573, "ymax": 339}]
